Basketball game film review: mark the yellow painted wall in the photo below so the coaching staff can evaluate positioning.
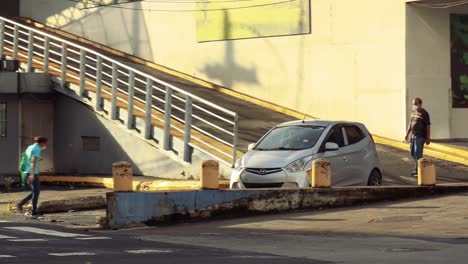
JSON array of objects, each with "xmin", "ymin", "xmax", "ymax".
[
  {"xmin": 406, "ymin": 4, "xmax": 468, "ymax": 139},
  {"xmin": 195, "ymin": 0, "xmax": 310, "ymax": 42},
  {"xmin": 20, "ymin": 0, "xmax": 408, "ymax": 140}
]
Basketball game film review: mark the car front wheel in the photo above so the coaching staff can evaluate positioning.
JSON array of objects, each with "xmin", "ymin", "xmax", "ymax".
[{"xmin": 367, "ymin": 169, "xmax": 382, "ymax": 186}]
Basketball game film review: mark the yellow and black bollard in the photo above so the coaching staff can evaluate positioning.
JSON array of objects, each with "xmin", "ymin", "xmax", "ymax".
[
  {"xmin": 112, "ymin": 161, "xmax": 133, "ymax": 192},
  {"xmin": 418, "ymin": 158, "xmax": 436, "ymax": 186},
  {"xmin": 200, "ymin": 160, "xmax": 219, "ymax": 189},
  {"xmin": 309, "ymin": 159, "xmax": 331, "ymax": 188}
]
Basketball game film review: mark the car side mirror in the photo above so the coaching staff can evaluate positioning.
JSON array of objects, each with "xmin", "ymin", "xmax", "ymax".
[
  {"xmin": 247, "ymin": 143, "xmax": 256, "ymax": 151},
  {"xmin": 325, "ymin": 142, "xmax": 339, "ymax": 151}
]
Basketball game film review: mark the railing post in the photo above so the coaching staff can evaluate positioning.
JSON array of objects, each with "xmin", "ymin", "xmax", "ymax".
[
  {"xmin": 43, "ymin": 36, "xmax": 49, "ymax": 72},
  {"xmin": 95, "ymin": 56, "xmax": 103, "ymax": 111},
  {"xmin": 232, "ymin": 114, "xmax": 239, "ymax": 167},
  {"xmin": 60, "ymin": 43, "xmax": 67, "ymax": 88},
  {"xmin": 12, "ymin": 25, "xmax": 18, "ymax": 60},
  {"xmin": 27, "ymin": 30, "xmax": 34, "ymax": 72},
  {"xmin": 79, "ymin": 49, "xmax": 86, "ymax": 96},
  {"xmin": 127, "ymin": 71, "xmax": 135, "ymax": 129},
  {"xmin": 183, "ymin": 95, "xmax": 192, "ymax": 163},
  {"xmin": 144, "ymin": 78, "xmax": 153, "ymax": 139},
  {"xmin": 163, "ymin": 86, "xmax": 172, "ymax": 150},
  {"xmin": 111, "ymin": 63, "xmax": 118, "ymax": 120},
  {"xmin": 0, "ymin": 20, "xmax": 5, "ymax": 58}
]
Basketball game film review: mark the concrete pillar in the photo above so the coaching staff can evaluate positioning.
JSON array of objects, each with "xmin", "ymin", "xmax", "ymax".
[
  {"xmin": 200, "ymin": 160, "xmax": 219, "ymax": 189},
  {"xmin": 309, "ymin": 159, "xmax": 331, "ymax": 188},
  {"xmin": 418, "ymin": 158, "xmax": 436, "ymax": 186},
  {"xmin": 112, "ymin": 161, "xmax": 133, "ymax": 192}
]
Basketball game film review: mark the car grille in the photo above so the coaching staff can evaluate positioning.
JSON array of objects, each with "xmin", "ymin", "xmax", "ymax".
[
  {"xmin": 243, "ymin": 182, "xmax": 284, "ymax": 189},
  {"xmin": 245, "ymin": 168, "xmax": 283, "ymax": 175}
]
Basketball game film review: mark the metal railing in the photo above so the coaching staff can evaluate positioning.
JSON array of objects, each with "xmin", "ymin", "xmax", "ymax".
[{"xmin": 0, "ymin": 16, "xmax": 239, "ymax": 167}]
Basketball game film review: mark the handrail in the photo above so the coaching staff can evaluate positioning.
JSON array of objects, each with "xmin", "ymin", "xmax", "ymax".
[
  {"xmin": 0, "ymin": 17, "xmax": 237, "ymax": 117},
  {"xmin": 0, "ymin": 16, "xmax": 240, "ymax": 167}
]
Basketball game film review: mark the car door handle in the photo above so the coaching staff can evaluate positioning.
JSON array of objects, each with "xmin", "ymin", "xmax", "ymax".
[{"xmin": 342, "ymin": 157, "xmax": 349, "ymax": 161}]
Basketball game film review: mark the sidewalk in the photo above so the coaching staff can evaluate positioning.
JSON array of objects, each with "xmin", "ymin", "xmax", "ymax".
[{"xmin": 0, "ymin": 186, "xmax": 107, "ymax": 212}]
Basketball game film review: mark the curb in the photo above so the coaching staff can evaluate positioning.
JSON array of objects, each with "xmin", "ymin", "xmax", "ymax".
[
  {"xmin": 10, "ymin": 195, "xmax": 106, "ymax": 214},
  {"xmin": 106, "ymin": 183, "xmax": 468, "ymax": 228},
  {"xmin": 41, "ymin": 176, "xmax": 230, "ymax": 191},
  {"xmin": 374, "ymin": 136, "xmax": 468, "ymax": 166}
]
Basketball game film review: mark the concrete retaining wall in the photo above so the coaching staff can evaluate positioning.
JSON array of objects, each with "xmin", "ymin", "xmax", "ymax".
[{"xmin": 106, "ymin": 184, "xmax": 468, "ymax": 228}]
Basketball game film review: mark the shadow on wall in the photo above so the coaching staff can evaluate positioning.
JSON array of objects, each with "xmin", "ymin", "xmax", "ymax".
[
  {"xmin": 53, "ymin": 94, "xmax": 184, "ymax": 177},
  {"xmin": 54, "ymin": 95, "xmax": 138, "ymax": 175},
  {"xmin": 21, "ymin": 0, "xmax": 153, "ymax": 62},
  {"xmin": 200, "ymin": 11, "xmax": 259, "ymax": 88}
]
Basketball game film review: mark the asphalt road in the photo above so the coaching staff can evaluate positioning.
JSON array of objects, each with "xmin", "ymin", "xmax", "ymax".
[{"xmin": 0, "ymin": 218, "xmax": 326, "ymax": 264}]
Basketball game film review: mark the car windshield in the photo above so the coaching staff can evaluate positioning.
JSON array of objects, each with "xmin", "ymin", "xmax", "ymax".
[{"xmin": 254, "ymin": 125, "xmax": 325, "ymax": 151}]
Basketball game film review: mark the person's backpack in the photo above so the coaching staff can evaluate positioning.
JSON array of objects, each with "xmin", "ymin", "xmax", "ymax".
[{"xmin": 18, "ymin": 152, "xmax": 28, "ymax": 189}]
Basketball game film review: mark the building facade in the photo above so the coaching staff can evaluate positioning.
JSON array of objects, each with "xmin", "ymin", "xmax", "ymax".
[{"xmin": 18, "ymin": 0, "xmax": 468, "ymax": 141}]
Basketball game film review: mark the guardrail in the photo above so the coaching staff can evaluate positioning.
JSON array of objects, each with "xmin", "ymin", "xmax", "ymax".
[{"xmin": 0, "ymin": 16, "xmax": 239, "ymax": 167}]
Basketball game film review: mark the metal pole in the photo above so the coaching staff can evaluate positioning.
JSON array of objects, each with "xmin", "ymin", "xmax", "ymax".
[
  {"xmin": 95, "ymin": 56, "xmax": 102, "ymax": 111},
  {"xmin": 127, "ymin": 71, "xmax": 135, "ymax": 129},
  {"xmin": 43, "ymin": 36, "xmax": 49, "ymax": 72},
  {"xmin": 163, "ymin": 86, "xmax": 172, "ymax": 150},
  {"xmin": 232, "ymin": 114, "xmax": 239, "ymax": 167},
  {"xmin": 111, "ymin": 63, "xmax": 118, "ymax": 120},
  {"xmin": 60, "ymin": 43, "xmax": 67, "ymax": 88},
  {"xmin": 79, "ymin": 49, "xmax": 86, "ymax": 96},
  {"xmin": 27, "ymin": 30, "xmax": 34, "ymax": 72},
  {"xmin": 12, "ymin": 25, "xmax": 18, "ymax": 60},
  {"xmin": 0, "ymin": 20, "xmax": 5, "ymax": 58},
  {"xmin": 183, "ymin": 95, "xmax": 192, "ymax": 163},
  {"xmin": 144, "ymin": 78, "xmax": 153, "ymax": 139}
]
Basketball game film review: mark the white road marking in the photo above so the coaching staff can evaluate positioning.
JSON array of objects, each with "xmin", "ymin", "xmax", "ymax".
[
  {"xmin": 4, "ymin": 227, "xmax": 90, "ymax": 238},
  {"xmin": 0, "ymin": 235, "xmax": 16, "ymax": 239},
  {"xmin": 126, "ymin": 249, "xmax": 173, "ymax": 254},
  {"xmin": 8, "ymin": 239, "xmax": 47, "ymax": 242},
  {"xmin": 0, "ymin": 220, "xmax": 10, "ymax": 223},
  {"xmin": 49, "ymin": 252, "xmax": 96, "ymax": 257},
  {"xmin": 75, "ymin": 237, "xmax": 111, "ymax": 240},
  {"xmin": 0, "ymin": 255, "xmax": 16, "ymax": 258}
]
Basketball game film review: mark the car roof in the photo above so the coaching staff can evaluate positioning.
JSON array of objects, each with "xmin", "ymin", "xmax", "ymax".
[{"xmin": 276, "ymin": 120, "xmax": 364, "ymax": 128}]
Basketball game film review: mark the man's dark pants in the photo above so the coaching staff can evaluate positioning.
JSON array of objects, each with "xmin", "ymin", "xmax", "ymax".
[
  {"xmin": 19, "ymin": 174, "xmax": 40, "ymax": 214},
  {"xmin": 410, "ymin": 137, "xmax": 426, "ymax": 174}
]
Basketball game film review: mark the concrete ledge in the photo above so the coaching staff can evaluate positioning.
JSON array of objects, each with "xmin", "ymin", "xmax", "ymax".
[
  {"xmin": 106, "ymin": 184, "xmax": 468, "ymax": 228},
  {"xmin": 10, "ymin": 195, "xmax": 106, "ymax": 214},
  {"xmin": 41, "ymin": 176, "xmax": 230, "ymax": 191}
]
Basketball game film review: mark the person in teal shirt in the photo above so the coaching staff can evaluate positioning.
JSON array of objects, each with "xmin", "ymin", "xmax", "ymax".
[{"xmin": 17, "ymin": 136, "xmax": 48, "ymax": 217}]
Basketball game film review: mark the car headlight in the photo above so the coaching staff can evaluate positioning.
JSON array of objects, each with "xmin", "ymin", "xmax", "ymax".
[
  {"xmin": 234, "ymin": 157, "xmax": 244, "ymax": 169},
  {"xmin": 284, "ymin": 157, "xmax": 308, "ymax": 173}
]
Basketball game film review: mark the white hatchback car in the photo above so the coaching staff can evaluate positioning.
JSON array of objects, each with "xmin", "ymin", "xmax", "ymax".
[{"xmin": 230, "ymin": 120, "xmax": 383, "ymax": 189}]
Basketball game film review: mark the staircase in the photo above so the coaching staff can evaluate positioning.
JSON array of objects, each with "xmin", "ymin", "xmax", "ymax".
[
  {"xmin": 0, "ymin": 16, "xmax": 296, "ymax": 174},
  {"xmin": 0, "ymin": 16, "xmax": 245, "ymax": 169}
]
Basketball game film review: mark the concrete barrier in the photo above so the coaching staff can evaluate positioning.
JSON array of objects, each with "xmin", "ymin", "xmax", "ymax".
[{"xmin": 106, "ymin": 184, "xmax": 468, "ymax": 228}]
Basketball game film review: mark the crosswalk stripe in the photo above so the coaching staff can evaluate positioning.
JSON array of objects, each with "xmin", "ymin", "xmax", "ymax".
[
  {"xmin": 126, "ymin": 249, "xmax": 173, "ymax": 254},
  {"xmin": 75, "ymin": 237, "xmax": 111, "ymax": 240},
  {"xmin": 0, "ymin": 235, "xmax": 16, "ymax": 239},
  {"xmin": 0, "ymin": 220, "xmax": 10, "ymax": 223},
  {"xmin": 0, "ymin": 255, "xmax": 16, "ymax": 258},
  {"xmin": 49, "ymin": 252, "xmax": 96, "ymax": 257},
  {"xmin": 4, "ymin": 227, "xmax": 90, "ymax": 238},
  {"xmin": 8, "ymin": 239, "xmax": 47, "ymax": 242}
]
